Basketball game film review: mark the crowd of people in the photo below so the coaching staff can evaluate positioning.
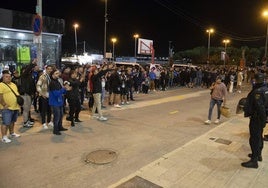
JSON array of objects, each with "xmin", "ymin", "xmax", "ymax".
[{"xmin": 0, "ymin": 60, "xmax": 266, "ymax": 144}]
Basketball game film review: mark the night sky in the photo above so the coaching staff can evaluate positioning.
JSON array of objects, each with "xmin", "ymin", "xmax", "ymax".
[{"xmin": 1, "ymin": 0, "xmax": 268, "ymax": 57}]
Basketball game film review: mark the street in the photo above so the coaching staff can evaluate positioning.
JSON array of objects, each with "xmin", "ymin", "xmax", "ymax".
[{"xmin": 1, "ymin": 85, "xmax": 267, "ymax": 188}]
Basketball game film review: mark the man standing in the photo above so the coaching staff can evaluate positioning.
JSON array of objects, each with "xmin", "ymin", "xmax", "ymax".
[
  {"xmin": 241, "ymin": 73, "xmax": 268, "ymax": 168},
  {"xmin": 204, "ymin": 76, "xmax": 227, "ymax": 125},
  {"xmin": 36, "ymin": 65, "xmax": 54, "ymax": 129},
  {"xmin": 49, "ymin": 69, "xmax": 70, "ymax": 135},
  {"xmin": 19, "ymin": 60, "xmax": 37, "ymax": 128},
  {"xmin": 0, "ymin": 70, "xmax": 21, "ymax": 143},
  {"xmin": 91, "ymin": 64, "xmax": 113, "ymax": 120}
]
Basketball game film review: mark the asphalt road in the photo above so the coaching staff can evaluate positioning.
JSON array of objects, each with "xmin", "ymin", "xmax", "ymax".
[{"xmin": 0, "ymin": 86, "xmax": 248, "ymax": 188}]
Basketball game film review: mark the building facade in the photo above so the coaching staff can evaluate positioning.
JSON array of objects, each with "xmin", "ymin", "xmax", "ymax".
[{"xmin": 0, "ymin": 8, "xmax": 64, "ymax": 72}]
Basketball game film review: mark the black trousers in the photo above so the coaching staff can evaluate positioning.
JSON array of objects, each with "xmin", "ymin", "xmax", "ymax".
[
  {"xmin": 68, "ymin": 98, "xmax": 81, "ymax": 119},
  {"xmin": 249, "ymin": 117, "xmax": 264, "ymax": 161},
  {"xmin": 39, "ymin": 96, "xmax": 51, "ymax": 124}
]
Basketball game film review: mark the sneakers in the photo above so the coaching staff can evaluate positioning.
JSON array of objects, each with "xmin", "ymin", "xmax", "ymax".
[
  {"xmin": 214, "ymin": 119, "xmax": 220, "ymax": 124},
  {"xmin": 75, "ymin": 119, "xmax": 82, "ymax": 123},
  {"xmin": 114, "ymin": 104, "xmax": 121, "ymax": 108},
  {"xmin": 2, "ymin": 136, "xmax": 11, "ymax": 143},
  {"xmin": 23, "ymin": 121, "xmax": 33, "ymax": 128},
  {"xmin": 48, "ymin": 122, "xmax": 54, "ymax": 127},
  {"xmin": 99, "ymin": 116, "xmax": 108, "ymax": 121},
  {"xmin": 27, "ymin": 120, "xmax": 34, "ymax": 125},
  {"xmin": 91, "ymin": 114, "xmax": 99, "ymax": 119},
  {"xmin": 204, "ymin": 120, "xmax": 211, "ymax": 125},
  {"xmin": 43, "ymin": 123, "xmax": 48, "ymax": 129},
  {"xmin": 10, "ymin": 133, "xmax": 20, "ymax": 138}
]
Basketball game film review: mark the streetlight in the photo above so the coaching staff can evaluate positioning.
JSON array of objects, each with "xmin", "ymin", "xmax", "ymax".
[
  {"xmin": 73, "ymin": 23, "xmax": 79, "ymax": 55},
  {"xmin": 111, "ymin": 38, "xmax": 117, "ymax": 62},
  {"xmin": 223, "ymin": 39, "xmax": 230, "ymax": 67},
  {"xmin": 262, "ymin": 10, "xmax": 268, "ymax": 59},
  {"xmin": 104, "ymin": 0, "xmax": 108, "ymax": 59},
  {"xmin": 206, "ymin": 28, "xmax": 214, "ymax": 63},
  {"xmin": 133, "ymin": 34, "xmax": 139, "ymax": 58}
]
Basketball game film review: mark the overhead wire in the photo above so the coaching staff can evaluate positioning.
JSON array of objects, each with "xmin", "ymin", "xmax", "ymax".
[{"xmin": 153, "ymin": 0, "xmax": 265, "ymax": 42}]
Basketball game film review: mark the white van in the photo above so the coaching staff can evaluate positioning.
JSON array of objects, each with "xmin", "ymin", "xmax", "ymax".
[
  {"xmin": 114, "ymin": 62, "xmax": 144, "ymax": 70},
  {"xmin": 172, "ymin": 63, "xmax": 197, "ymax": 69}
]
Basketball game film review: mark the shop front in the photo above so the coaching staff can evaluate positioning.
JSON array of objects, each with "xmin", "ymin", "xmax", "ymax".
[{"xmin": 0, "ymin": 8, "xmax": 64, "ymax": 73}]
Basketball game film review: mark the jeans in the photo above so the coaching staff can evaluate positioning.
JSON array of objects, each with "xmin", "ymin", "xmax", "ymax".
[
  {"xmin": 52, "ymin": 106, "xmax": 63, "ymax": 133},
  {"xmin": 208, "ymin": 98, "xmax": 223, "ymax": 120}
]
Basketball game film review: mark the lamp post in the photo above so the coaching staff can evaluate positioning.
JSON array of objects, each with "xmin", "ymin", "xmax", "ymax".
[
  {"xmin": 262, "ymin": 10, "xmax": 268, "ymax": 59},
  {"xmin": 104, "ymin": 0, "xmax": 108, "ymax": 59},
  {"xmin": 206, "ymin": 28, "xmax": 214, "ymax": 63},
  {"xmin": 133, "ymin": 34, "xmax": 139, "ymax": 58},
  {"xmin": 223, "ymin": 39, "xmax": 230, "ymax": 67},
  {"xmin": 73, "ymin": 23, "xmax": 79, "ymax": 55},
  {"xmin": 111, "ymin": 38, "xmax": 117, "ymax": 62}
]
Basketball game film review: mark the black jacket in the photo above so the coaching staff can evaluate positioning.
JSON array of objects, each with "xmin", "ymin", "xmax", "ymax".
[{"xmin": 18, "ymin": 63, "xmax": 36, "ymax": 95}]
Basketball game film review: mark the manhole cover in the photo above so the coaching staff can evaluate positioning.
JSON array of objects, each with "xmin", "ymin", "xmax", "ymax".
[{"xmin": 85, "ymin": 149, "xmax": 117, "ymax": 164}]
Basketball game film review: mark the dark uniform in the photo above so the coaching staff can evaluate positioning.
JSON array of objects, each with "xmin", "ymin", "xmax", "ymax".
[{"xmin": 242, "ymin": 73, "xmax": 268, "ymax": 168}]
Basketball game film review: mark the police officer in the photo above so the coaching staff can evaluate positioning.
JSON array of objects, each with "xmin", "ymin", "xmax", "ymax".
[{"xmin": 242, "ymin": 73, "xmax": 268, "ymax": 168}]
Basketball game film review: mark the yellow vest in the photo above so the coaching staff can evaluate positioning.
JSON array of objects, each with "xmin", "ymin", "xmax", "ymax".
[{"xmin": 17, "ymin": 46, "xmax": 31, "ymax": 64}]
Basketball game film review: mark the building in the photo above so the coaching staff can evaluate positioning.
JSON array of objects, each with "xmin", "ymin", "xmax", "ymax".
[{"xmin": 0, "ymin": 8, "xmax": 64, "ymax": 72}]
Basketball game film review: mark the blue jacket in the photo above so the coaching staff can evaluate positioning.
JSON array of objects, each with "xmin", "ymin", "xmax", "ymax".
[{"xmin": 49, "ymin": 78, "xmax": 66, "ymax": 107}]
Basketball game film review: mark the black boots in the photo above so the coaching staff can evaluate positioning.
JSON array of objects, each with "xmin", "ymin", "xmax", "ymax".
[
  {"xmin": 248, "ymin": 154, "xmax": 262, "ymax": 162},
  {"xmin": 241, "ymin": 160, "xmax": 258, "ymax": 168},
  {"xmin": 75, "ymin": 118, "xmax": 82, "ymax": 123},
  {"xmin": 71, "ymin": 120, "xmax": 75, "ymax": 127}
]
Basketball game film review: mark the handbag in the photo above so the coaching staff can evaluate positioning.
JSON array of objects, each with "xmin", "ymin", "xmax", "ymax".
[
  {"xmin": 3, "ymin": 82, "xmax": 24, "ymax": 106},
  {"xmin": 220, "ymin": 106, "xmax": 231, "ymax": 118}
]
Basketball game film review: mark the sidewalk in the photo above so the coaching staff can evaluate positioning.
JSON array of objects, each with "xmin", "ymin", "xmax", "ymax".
[{"xmin": 109, "ymin": 116, "xmax": 268, "ymax": 188}]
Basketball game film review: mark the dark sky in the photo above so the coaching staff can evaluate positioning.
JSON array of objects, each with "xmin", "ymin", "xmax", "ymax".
[{"xmin": 1, "ymin": 0, "xmax": 268, "ymax": 57}]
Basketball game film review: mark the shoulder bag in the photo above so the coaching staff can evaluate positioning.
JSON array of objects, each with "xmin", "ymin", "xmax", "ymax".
[{"xmin": 3, "ymin": 82, "xmax": 24, "ymax": 106}]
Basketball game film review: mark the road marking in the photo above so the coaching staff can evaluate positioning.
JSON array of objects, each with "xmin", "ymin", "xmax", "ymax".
[
  {"xmin": 110, "ymin": 90, "xmax": 208, "ymax": 111},
  {"xmin": 169, "ymin": 110, "xmax": 178, "ymax": 114}
]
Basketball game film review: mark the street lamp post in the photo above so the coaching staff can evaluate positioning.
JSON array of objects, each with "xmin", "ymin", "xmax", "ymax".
[
  {"xmin": 111, "ymin": 38, "xmax": 117, "ymax": 62},
  {"xmin": 206, "ymin": 28, "xmax": 214, "ymax": 64},
  {"xmin": 262, "ymin": 10, "xmax": 268, "ymax": 59},
  {"xmin": 223, "ymin": 39, "xmax": 230, "ymax": 67},
  {"xmin": 104, "ymin": 0, "xmax": 108, "ymax": 59},
  {"xmin": 133, "ymin": 34, "xmax": 139, "ymax": 58},
  {"xmin": 73, "ymin": 23, "xmax": 79, "ymax": 56}
]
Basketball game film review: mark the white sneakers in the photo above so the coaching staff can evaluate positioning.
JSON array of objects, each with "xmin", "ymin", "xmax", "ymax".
[
  {"xmin": 214, "ymin": 119, "xmax": 220, "ymax": 124},
  {"xmin": 99, "ymin": 116, "xmax": 108, "ymax": 121},
  {"xmin": 204, "ymin": 120, "xmax": 211, "ymax": 125},
  {"xmin": 114, "ymin": 104, "xmax": 121, "ymax": 108},
  {"xmin": 43, "ymin": 123, "xmax": 48, "ymax": 129},
  {"xmin": 10, "ymin": 133, "xmax": 21, "ymax": 138},
  {"xmin": 91, "ymin": 114, "xmax": 108, "ymax": 121},
  {"xmin": 204, "ymin": 119, "xmax": 220, "ymax": 125},
  {"xmin": 2, "ymin": 136, "xmax": 11, "ymax": 143},
  {"xmin": 43, "ymin": 122, "xmax": 54, "ymax": 129},
  {"xmin": 48, "ymin": 122, "xmax": 54, "ymax": 127},
  {"xmin": 2, "ymin": 133, "xmax": 21, "ymax": 143}
]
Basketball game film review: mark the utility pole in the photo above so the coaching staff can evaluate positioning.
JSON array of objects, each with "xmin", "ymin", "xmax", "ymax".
[
  {"xmin": 104, "ymin": 0, "xmax": 108, "ymax": 59},
  {"xmin": 36, "ymin": 0, "xmax": 42, "ymax": 67}
]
